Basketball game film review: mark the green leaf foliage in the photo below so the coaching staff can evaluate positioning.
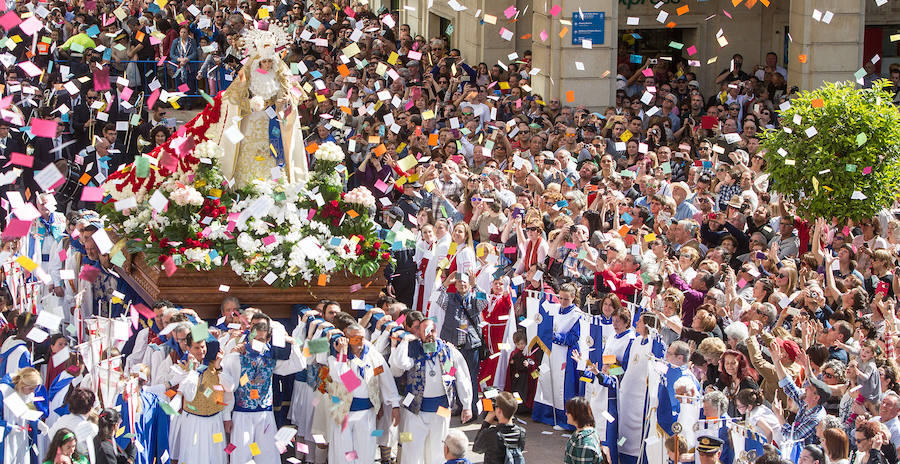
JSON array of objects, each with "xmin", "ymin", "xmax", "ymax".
[{"xmin": 761, "ymin": 80, "xmax": 900, "ymax": 222}]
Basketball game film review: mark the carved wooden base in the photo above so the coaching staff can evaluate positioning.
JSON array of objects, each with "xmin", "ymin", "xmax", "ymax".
[{"xmin": 125, "ymin": 254, "xmax": 386, "ymax": 319}]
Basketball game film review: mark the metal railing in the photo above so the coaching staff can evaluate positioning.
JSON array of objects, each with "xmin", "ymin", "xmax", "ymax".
[{"xmin": 61, "ymin": 59, "xmax": 234, "ymax": 102}]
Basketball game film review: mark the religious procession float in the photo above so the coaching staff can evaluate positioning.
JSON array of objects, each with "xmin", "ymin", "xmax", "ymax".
[{"xmin": 100, "ymin": 23, "xmax": 391, "ymax": 317}]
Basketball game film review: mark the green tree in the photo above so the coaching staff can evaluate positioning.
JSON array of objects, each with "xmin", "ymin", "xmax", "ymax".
[{"xmin": 761, "ymin": 80, "xmax": 900, "ymax": 222}]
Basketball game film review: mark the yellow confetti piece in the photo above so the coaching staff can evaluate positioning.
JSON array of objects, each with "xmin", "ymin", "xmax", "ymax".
[
  {"xmin": 399, "ymin": 432, "xmax": 413, "ymax": 443},
  {"xmin": 212, "ymin": 433, "xmax": 224, "ymax": 443},
  {"xmin": 16, "ymin": 256, "xmax": 37, "ymax": 272},
  {"xmin": 249, "ymin": 443, "xmax": 261, "ymax": 456}
]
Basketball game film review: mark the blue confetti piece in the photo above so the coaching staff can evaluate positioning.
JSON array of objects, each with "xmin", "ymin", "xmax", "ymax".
[
  {"xmin": 621, "ymin": 212, "xmax": 633, "ymax": 225},
  {"xmin": 630, "ymin": 54, "xmax": 643, "ymax": 64}
]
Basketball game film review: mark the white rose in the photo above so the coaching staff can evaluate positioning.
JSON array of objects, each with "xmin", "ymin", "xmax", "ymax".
[
  {"xmin": 313, "ymin": 141, "xmax": 345, "ymax": 162},
  {"xmin": 250, "ymin": 96, "xmax": 266, "ymax": 112}
]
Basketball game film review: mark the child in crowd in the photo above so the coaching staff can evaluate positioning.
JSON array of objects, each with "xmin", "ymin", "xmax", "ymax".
[
  {"xmin": 507, "ymin": 330, "xmax": 537, "ymax": 412},
  {"xmin": 473, "ymin": 391, "xmax": 527, "ymax": 464},
  {"xmin": 848, "ymin": 340, "xmax": 881, "ymax": 407}
]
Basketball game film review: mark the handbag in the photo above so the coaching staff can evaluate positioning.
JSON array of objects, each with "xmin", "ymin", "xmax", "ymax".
[{"xmin": 461, "ymin": 300, "xmax": 490, "ymax": 361}]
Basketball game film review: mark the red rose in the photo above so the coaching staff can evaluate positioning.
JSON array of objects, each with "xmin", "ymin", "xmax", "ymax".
[
  {"xmin": 368, "ymin": 250, "xmax": 378, "ymax": 258},
  {"xmin": 381, "ymin": 252, "xmax": 390, "ymax": 260}
]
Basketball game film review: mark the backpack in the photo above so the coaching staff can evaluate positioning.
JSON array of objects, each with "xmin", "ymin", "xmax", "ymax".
[
  {"xmin": 504, "ymin": 446, "xmax": 525, "ymax": 464},
  {"xmin": 501, "ymin": 425, "xmax": 525, "ymax": 464}
]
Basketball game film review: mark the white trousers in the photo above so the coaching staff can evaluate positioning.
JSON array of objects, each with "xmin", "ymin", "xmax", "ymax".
[
  {"xmin": 290, "ymin": 381, "xmax": 326, "ymax": 464},
  {"xmin": 375, "ymin": 401, "xmax": 398, "ymax": 449},
  {"xmin": 175, "ymin": 412, "xmax": 226, "ymax": 464},
  {"xmin": 329, "ymin": 408, "xmax": 378, "ymax": 464},
  {"xmin": 398, "ymin": 409, "xmax": 449, "ymax": 464},
  {"xmin": 231, "ymin": 410, "xmax": 279, "ymax": 464},
  {"xmin": 289, "ymin": 380, "xmax": 314, "ymax": 437}
]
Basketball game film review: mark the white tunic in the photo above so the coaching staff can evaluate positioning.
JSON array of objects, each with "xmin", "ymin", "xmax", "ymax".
[
  {"xmin": 0, "ymin": 386, "xmax": 33, "ymax": 464},
  {"xmin": 533, "ymin": 305, "xmax": 588, "ymax": 416},
  {"xmin": 171, "ymin": 364, "xmax": 236, "ymax": 464},
  {"xmin": 421, "ymin": 235, "xmax": 450, "ymax": 318},
  {"xmin": 618, "ymin": 333, "xmax": 661, "ymax": 457}
]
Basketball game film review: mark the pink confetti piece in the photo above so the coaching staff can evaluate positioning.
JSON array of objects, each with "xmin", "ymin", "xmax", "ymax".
[
  {"xmin": 340, "ymin": 369, "xmax": 361, "ymax": 392},
  {"xmin": 0, "ymin": 11, "xmax": 21, "ymax": 31},
  {"xmin": 30, "ymin": 118, "xmax": 57, "ymax": 138},
  {"xmin": 549, "ymin": 4, "xmax": 562, "ymax": 16},
  {"xmin": 540, "ymin": 29, "xmax": 548, "ymax": 42},
  {"xmin": 863, "ymin": 166, "xmax": 872, "ymax": 174},
  {"xmin": 18, "ymin": 16, "xmax": 42, "ymax": 36},
  {"xmin": 80, "ymin": 186, "xmax": 104, "ymax": 202},
  {"xmin": 504, "ymin": 5, "xmax": 517, "ymax": 18},
  {"xmin": 687, "ymin": 45, "xmax": 698, "ymax": 56},
  {"xmin": 723, "ymin": 9, "xmax": 732, "ymax": 18}
]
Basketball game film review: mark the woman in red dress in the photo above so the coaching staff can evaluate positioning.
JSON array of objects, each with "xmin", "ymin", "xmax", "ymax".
[{"xmin": 479, "ymin": 276, "xmax": 513, "ymax": 388}]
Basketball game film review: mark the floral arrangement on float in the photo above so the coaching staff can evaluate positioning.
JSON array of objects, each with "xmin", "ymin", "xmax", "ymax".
[{"xmin": 101, "ymin": 97, "xmax": 390, "ymax": 288}]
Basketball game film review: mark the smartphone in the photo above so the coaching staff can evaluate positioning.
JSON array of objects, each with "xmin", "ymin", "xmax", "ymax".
[
  {"xmin": 708, "ymin": 213, "xmax": 718, "ymax": 220},
  {"xmin": 649, "ymin": 58, "xmax": 658, "ymax": 65},
  {"xmin": 544, "ymin": 159, "xmax": 555, "ymax": 166},
  {"xmin": 756, "ymin": 251, "xmax": 766, "ymax": 260}
]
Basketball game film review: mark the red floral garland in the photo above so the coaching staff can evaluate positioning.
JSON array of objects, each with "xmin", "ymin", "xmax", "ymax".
[{"xmin": 106, "ymin": 92, "xmax": 225, "ymax": 196}]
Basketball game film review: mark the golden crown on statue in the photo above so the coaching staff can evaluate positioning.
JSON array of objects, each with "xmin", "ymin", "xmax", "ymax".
[{"xmin": 241, "ymin": 21, "xmax": 290, "ymax": 60}]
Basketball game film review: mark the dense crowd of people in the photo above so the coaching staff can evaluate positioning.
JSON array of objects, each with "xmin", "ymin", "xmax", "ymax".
[{"xmin": 3, "ymin": 0, "xmax": 900, "ymax": 464}]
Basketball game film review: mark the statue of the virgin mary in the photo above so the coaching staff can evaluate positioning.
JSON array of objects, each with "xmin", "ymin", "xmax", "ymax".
[{"xmin": 212, "ymin": 22, "xmax": 309, "ymax": 187}]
